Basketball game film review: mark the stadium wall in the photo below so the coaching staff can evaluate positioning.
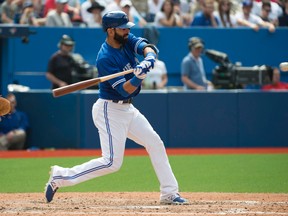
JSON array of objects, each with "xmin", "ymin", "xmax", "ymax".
[
  {"xmin": 14, "ymin": 90, "xmax": 288, "ymax": 149},
  {"xmin": 2, "ymin": 27, "xmax": 288, "ymax": 149}
]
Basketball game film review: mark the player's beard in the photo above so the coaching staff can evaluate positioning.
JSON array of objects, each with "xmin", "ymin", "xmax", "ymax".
[{"xmin": 114, "ymin": 31, "xmax": 128, "ymax": 45}]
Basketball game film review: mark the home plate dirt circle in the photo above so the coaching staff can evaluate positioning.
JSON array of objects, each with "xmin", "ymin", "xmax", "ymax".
[{"xmin": 0, "ymin": 192, "xmax": 287, "ymax": 216}]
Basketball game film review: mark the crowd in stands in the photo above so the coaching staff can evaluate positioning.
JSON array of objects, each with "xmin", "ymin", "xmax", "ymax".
[{"xmin": 0, "ymin": 0, "xmax": 287, "ymax": 27}]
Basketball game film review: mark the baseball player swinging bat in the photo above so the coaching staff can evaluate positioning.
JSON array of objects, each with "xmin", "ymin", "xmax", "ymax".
[{"xmin": 52, "ymin": 69, "xmax": 134, "ymax": 97}]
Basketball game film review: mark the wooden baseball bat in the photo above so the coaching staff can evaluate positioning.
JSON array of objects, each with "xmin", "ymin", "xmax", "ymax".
[{"xmin": 52, "ymin": 69, "xmax": 134, "ymax": 97}]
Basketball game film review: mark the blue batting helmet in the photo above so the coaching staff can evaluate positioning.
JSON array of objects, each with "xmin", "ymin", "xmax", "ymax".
[{"xmin": 102, "ymin": 11, "xmax": 135, "ymax": 32}]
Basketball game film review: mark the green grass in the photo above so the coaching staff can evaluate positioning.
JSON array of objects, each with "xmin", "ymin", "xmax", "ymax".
[{"xmin": 0, "ymin": 154, "xmax": 287, "ymax": 193}]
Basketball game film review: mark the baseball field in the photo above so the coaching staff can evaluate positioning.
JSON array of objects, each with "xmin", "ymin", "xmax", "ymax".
[{"xmin": 0, "ymin": 148, "xmax": 288, "ymax": 216}]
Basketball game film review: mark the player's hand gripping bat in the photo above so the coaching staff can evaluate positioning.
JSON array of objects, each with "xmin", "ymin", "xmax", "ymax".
[{"xmin": 52, "ymin": 69, "xmax": 134, "ymax": 98}]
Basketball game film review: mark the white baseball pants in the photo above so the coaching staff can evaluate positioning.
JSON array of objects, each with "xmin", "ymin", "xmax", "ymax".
[{"xmin": 51, "ymin": 99, "xmax": 179, "ymax": 200}]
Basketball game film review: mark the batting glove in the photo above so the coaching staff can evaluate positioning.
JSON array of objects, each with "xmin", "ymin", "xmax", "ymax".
[
  {"xmin": 133, "ymin": 64, "xmax": 149, "ymax": 80},
  {"xmin": 131, "ymin": 65, "xmax": 148, "ymax": 87},
  {"xmin": 143, "ymin": 52, "xmax": 156, "ymax": 70}
]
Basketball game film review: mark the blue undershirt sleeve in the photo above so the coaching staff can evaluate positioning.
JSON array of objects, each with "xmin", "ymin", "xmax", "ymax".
[{"xmin": 115, "ymin": 82, "xmax": 130, "ymax": 97}]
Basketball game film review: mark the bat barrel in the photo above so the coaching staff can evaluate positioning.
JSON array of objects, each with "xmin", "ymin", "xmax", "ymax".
[
  {"xmin": 52, "ymin": 69, "xmax": 134, "ymax": 97},
  {"xmin": 53, "ymin": 78, "xmax": 100, "ymax": 97}
]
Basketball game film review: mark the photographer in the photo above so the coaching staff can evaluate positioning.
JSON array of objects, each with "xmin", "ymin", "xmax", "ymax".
[{"xmin": 46, "ymin": 34, "xmax": 93, "ymax": 89}]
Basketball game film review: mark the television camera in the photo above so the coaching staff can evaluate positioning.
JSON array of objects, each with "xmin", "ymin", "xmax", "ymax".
[
  {"xmin": 71, "ymin": 53, "xmax": 98, "ymax": 88},
  {"xmin": 204, "ymin": 49, "xmax": 273, "ymax": 89}
]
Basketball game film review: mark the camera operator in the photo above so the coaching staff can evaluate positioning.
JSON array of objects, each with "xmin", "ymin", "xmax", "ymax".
[
  {"xmin": 46, "ymin": 34, "xmax": 94, "ymax": 89},
  {"xmin": 181, "ymin": 37, "xmax": 213, "ymax": 90}
]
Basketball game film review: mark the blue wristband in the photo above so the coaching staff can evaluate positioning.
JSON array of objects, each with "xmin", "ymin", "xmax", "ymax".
[{"xmin": 130, "ymin": 76, "xmax": 143, "ymax": 87}]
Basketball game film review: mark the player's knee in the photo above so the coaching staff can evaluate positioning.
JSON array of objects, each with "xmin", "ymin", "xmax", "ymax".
[
  {"xmin": 153, "ymin": 140, "xmax": 165, "ymax": 150},
  {"xmin": 108, "ymin": 161, "xmax": 122, "ymax": 172},
  {"xmin": 105, "ymin": 156, "xmax": 123, "ymax": 172},
  {"xmin": 102, "ymin": 154, "xmax": 123, "ymax": 173}
]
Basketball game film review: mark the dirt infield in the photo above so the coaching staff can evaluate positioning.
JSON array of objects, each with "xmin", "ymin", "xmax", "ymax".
[
  {"xmin": 1, "ymin": 149, "xmax": 287, "ymax": 215},
  {"xmin": 0, "ymin": 192, "xmax": 287, "ymax": 216}
]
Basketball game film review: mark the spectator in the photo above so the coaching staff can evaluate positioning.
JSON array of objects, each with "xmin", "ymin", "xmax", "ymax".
[
  {"xmin": 44, "ymin": 0, "xmax": 81, "ymax": 23},
  {"xmin": 190, "ymin": 0, "xmax": 219, "ymax": 26},
  {"xmin": 45, "ymin": 0, "xmax": 73, "ymax": 26},
  {"xmin": 235, "ymin": 0, "xmax": 275, "ymax": 32},
  {"xmin": 80, "ymin": 0, "xmax": 95, "ymax": 23},
  {"xmin": 278, "ymin": 0, "xmax": 288, "ymax": 26},
  {"xmin": 104, "ymin": 0, "xmax": 145, "ymax": 23},
  {"xmin": 67, "ymin": 0, "xmax": 82, "ymax": 22},
  {"xmin": 44, "ymin": 0, "xmax": 60, "ymax": 16},
  {"xmin": 146, "ymin": 0, "xmax": 164, "ymax": 22},
  {"xmin": 213, "ymin": 0, "xmax": 237, "ymax": 27},
  {"xmin": 19, "ymin": 1, "xmax": 42, "ymax": 25},
  {"xmin": 32, "ymin": 0, "xmax": 45, "ymax": 20},
  {"xmin": 0, "ymin": 0, "xmax": 18, "ymax": 23},
  {"xmin": 228, "ymin": 0, "xmax": 242, "ymax": 14},
  {"xmin": 181, "ymin": 37, "xmax": 213, "ymax": 90},
  {"xmin": 104, "ymin": 0, "xmax": 120, "ymax": 11},
  {"xmin": 46, "ymin": 35, "xmax": 84, "ymax": 89},
  {"xmin": 154, "ymin": 0, "xmax": 183, "ymax": 27},
  {"xmin": 0, "ymin": 93, "xmax": 29, "ymax": 151},
  {"xmin": 86, "ymin": 1, "xmax": 105, "ymax": 27},
  {"xmin": 142, "ymin": 58, "xmax": 168, "ymax": 89},
  {"xmin": 190, "ymin": 0, "xmax": 204, "ymax": 19},
  {"xmin": 13, "ymin": 0, "xmax": 25, "ymax": 23},
  {"xmin": 173, "ymin": 0, "xmax": 193, "ymax": 26},
  {"xmin": 120, "ymin": 0, "xmax": 147, "ymax": 27},
  {"xmin": 252, "ymin": 0, "xmax": 283, "ymax": 23},
  {"xmin": 259, "ymin": 0, "xmax": 278, "ymax": 25},
  {"xmin": 262, "ymin": 68, "xmax": 288, "ymax": 90}
]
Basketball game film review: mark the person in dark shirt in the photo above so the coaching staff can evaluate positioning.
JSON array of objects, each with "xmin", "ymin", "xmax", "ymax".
[
  {"xmin": 278, "ymin": 0, "xmax": 288, "ymax": 26},
  {"xmin": 0, "ymin": 93, "xmax": 29, "ymax": 150},
  {"xmin": 46, "ymin": 34, "xmax": 78, "ymax": 89}
]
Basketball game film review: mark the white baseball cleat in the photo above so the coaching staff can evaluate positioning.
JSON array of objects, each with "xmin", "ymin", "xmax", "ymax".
[{"xmin": 160, "ymin": 194, "xmax": 189, "ymax": 205}]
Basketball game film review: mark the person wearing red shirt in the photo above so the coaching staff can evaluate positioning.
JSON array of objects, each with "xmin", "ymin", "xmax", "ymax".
[{"xmin": 262, "ymin": 68, "xmax": 288, "ymax": 90}]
